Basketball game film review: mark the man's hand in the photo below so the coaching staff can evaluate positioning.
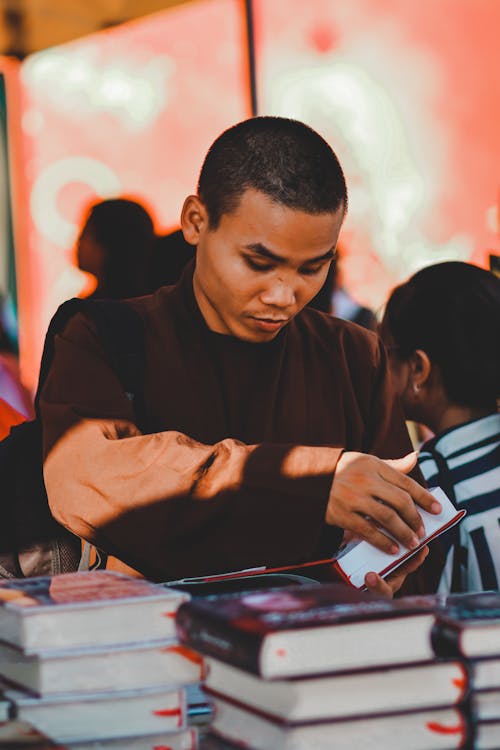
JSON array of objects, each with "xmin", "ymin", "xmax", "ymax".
[
  {"xmin": 326, "ymin": 451, "xmax": 442, "ymax": 553},
  {"xmin": 364, "ymin": 546, "xmax": 430, "ymax": 598}
]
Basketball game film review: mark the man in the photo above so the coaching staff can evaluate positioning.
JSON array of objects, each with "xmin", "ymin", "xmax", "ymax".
[{"xmin": 40, "ymin": 117, "xmax": 439, "ymax": 592}]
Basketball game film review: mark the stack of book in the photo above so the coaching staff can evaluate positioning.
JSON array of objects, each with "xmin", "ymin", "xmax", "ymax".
[
  {"xmin": 176, "ymin": 583, "xmax": 472, "ymax": 750},
  {"xmin": 0, "ymin": 570, "xmax": 203, "ymax": 747},
  {"xmin": 431, "ymin": 591, "xmax": 500, "ymax": 750}
]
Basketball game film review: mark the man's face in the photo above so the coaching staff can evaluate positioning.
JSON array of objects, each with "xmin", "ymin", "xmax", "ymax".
[{"xmin": 184, "ymin": 189, "xmax": 345, "ymax": 342}]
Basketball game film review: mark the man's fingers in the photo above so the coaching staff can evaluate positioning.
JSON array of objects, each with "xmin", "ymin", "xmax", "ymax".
[
  {"xmin": 362, "ymin": 496, "xmax": 422, "ymax": 551},
  {"xmin": 380, "ymin": 458, "xmax": 442, "ymax": 515},
  {"xmin": 365, "ymin": 546, "xmax": 430, "ymax": 597},
  {"xmin": 368, "ymin": 481, "xmax": 425, "ymax": 539},
  {"xmin": 383, "ymin": 451, "xmax": 418, "ymax": 474},
  {"xmin": 346, "ymin": 514, "xmax": 403, "ymax": 555},
  {"xmin": 365, "ymin": 572, "xmax": 393, "ymax": 598},
  {"xmin": 327, "ymin": 451, "xmax": 442, "ymax": 551}
]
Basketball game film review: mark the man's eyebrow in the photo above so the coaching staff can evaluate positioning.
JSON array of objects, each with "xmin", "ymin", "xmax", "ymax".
[{"xmin": 244, "ymin": 243, "xmax": 336, "ymax": 264}]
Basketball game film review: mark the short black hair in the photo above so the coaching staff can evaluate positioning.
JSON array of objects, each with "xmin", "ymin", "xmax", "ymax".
[
  {"xmin": 198, "ymin": 116, "xmax": 348, "ymax": 228},
  {"xmin": 380, "ymin": 261, "xmax": 500, "ymax": 411}
]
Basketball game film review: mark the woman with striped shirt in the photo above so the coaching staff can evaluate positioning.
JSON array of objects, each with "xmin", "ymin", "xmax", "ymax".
[{"xmin": 380, "ymin": 261, "xmax": 500, "ymax": 593}]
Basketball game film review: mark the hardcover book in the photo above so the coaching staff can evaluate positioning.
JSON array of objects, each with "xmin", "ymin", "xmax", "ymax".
[
  {"xmin": 176, "ymin": 583, "xmax": 438, "ymax": 678},
  {"xmin": 204, "ymin": 657, "xmax": 468, "ymax": 721},
  {"xmin": 0, "ymin": 638, "xmax": 203, "ymax": 696},
  {"xmin": 431, "ymin": 591, "xmax": 500, "ymax": 659},
  {"xmin": 472, "ymin": 657, "xmax": 500, "ymax": 691},
  {"xmin": 0, "ymin": 571, "xmax": 188, "ymax": 651},
  {"xmin": 473, "ymin": 689, "xmax": 500, "ymax": 722},
  {"xmin": 70, "ymin": 731, "xmax": 198, "ymax": 749},
  {"xmin": 3, "ymin": 683, "xmax": 186, "ymax": 743},
  {"xmin": 0, "ymin": 728, "xmax": 198, "ymax": 749},
  {"xmin": 475, "ymin": 719, "xmax": 500, "ymax": 750},
  {"xmin": 209, "ymin": 695, "xmax": 470, "ymax": 750}
]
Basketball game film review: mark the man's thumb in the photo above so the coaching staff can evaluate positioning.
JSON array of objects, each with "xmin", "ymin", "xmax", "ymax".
[{"xmin": 383, "ymin": 451, "xmax": 418, "ymax": 474}]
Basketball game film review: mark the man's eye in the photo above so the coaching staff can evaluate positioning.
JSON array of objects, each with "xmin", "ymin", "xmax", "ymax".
[
  {"xmin": 246, "ymin": 258, "xmax": 273, "ymax": 272},
  {"xmin": 300, "ymin": 265, "xmax": 323, "ymax": 276}
]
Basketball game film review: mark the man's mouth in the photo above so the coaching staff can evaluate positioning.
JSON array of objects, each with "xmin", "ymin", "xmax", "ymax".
[{"xmin": 250, "ymin": 316, "xmax": 289, "ymax": 332}]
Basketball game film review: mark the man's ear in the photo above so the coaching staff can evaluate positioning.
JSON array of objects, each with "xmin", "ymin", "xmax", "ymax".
[
  {"xmin": 180, "ymin": 195, "xmax": 208, "ymax": 245},
  {"xmin": 409, "ymin": 349, "xmax": 432, "ymax": 391}
]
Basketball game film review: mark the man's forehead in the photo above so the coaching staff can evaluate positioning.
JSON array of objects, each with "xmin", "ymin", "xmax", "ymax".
[{"xmin": 224, "ymin": 186, "xmax": 345, "ymax": 219}]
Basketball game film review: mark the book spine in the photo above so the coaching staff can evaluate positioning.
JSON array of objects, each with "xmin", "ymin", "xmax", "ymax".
[
  {"xmin": 176, "ymin": 605, "xmax": 263, "ymax": 675},
  {"xmin": 431, "ymin": 620, "xmax": 463, "ymax": 658}
]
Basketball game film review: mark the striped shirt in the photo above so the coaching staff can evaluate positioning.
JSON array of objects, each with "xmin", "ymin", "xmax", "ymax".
[{"xmin": 418, "ymin": 413, "xmax": 500, "ymax": 593}]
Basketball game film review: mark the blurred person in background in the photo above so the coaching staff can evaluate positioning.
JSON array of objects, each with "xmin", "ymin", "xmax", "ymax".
[
  {"xmin": 308, "ymin": 243, "xmax": 378, "ymax": 331},
  {"xmin": 0, "ymin": 309, "xmax": 33, "ymax": 419},
  {"xmin": 149, "ymin": 228, "xmax": 196, "ymax": 290},
  {"xmin": 77, "ymin": 198, "xmax": 156, "ymax": 300},
  {"xmin": 380, "ymin": 261, "xmax": 500, "ymax": 593},
  {"xmin": 0, "ymin": 396, "xmax": 25, "ymax": 441}
]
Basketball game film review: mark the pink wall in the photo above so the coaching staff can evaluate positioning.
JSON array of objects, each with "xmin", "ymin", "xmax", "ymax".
[
  {"xmin": 13, "ymin": 0, "xmax": 250, "ymax": 391},
  {"xmin": 253, "ymin": 0, "xmax": 500, "ymax": 310}
]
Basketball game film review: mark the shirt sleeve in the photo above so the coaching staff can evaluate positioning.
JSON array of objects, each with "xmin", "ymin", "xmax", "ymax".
[{"xmin": 40, "ymin": 313, "xmax": 342, "ymax": 580}]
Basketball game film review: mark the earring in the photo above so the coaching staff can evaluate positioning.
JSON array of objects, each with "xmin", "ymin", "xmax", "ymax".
[{"xmin": 413, "ymin": 383, "xmax": 420, "ymax": 394}]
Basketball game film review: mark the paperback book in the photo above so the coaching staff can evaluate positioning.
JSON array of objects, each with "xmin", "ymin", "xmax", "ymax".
[
  {"xmin": 0, "ymin": 638, "xmax": 204, "ymax": 696},
  {"xmin": 0, "ymin": 571, "xmax": 188, "ymax": 651},
  {"xmin": 176, "ymin": 583, "xmax": 438, "ymax": 678}
]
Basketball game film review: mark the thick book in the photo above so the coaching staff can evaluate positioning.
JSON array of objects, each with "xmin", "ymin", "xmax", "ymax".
[
  {"xmin": 0, "ymin": 695, "xmax": 9, "ymax": 723},
  {"xmin": 66, "ymin": 731, "xmax": 198, "ymax": 750},
  {"xmin": 0, "ymin": 571, "xmax": 188, "ymax": 651},
  {"xmin": 209, "ymin": 695, "xmax": 470, "ymax": 750},
  {"xmin": 475, "ymin": 719, "xmax": 500, "ymax": 750},
  {"xmin": 176, "ymin": 583, "xmax": 438, "ymax": 678},
  {"xmin": 474, "ymin": 688, "xmax": 500, "ymax": 722},
  {"xmin": 472, "ymin": 657, "xmax": 500, "ymax": 691},
  {"xmin": 431, "ymin": 591, "xmax": 500, "ymax": 659},
  {"xmin": 0, "ymin": 727, "xmax": 198, "ymax": 749},
  {"xmin": 0, "ymin": 638, "xmax": 203, "ymax": 696},
  {"xmin": 3, "ymin": 683, "xmax": 186, "ymax": 743},
  {"xmin": 204, "ymin": 657, "xmax": 468, "ymax": 721},
  {"xmin": 332, "ymin": 487, "xmax": 465, "ymax": 588}
]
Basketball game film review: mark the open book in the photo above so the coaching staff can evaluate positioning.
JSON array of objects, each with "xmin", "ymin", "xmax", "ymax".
[
  {"xmin": 167, "ymin": 487, "xmax": 465, "ymax": 593},
  {"xmin": 333, "ymin": 487, "xmax": 465, "ymax": 588}
]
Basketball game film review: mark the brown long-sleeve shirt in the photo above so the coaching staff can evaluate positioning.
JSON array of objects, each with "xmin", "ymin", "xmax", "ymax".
[{"xmin": 40, "ymin": 266, "xmax": 415, "ymax": 580}]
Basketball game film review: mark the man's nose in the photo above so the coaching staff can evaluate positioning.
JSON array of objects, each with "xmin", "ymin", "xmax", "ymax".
[{"xmin": 260, "ymin": 279, "xmax": 296, "ymax": 308}]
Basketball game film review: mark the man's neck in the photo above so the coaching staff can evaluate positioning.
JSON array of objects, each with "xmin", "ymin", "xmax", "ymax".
[{"xmin": 431, "ymin": 403, "xmax": 492, "ymax": 436}]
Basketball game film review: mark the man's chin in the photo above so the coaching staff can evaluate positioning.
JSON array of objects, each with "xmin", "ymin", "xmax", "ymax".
[{"xmin": 237, "ymin": 322, "xmax": 282, "ymax": 343}]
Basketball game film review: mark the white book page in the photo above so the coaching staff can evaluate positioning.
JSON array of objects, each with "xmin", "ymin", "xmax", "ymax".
[{"xmin": 335, "ymin": 487, "xmax": 465, "ymax": 588}]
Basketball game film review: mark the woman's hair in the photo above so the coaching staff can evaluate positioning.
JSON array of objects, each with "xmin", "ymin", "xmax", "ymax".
[
  {"xmin": 380, "ymin": 261, "xmax": 500, "ymax": 410},
  {"xmin": 82, "ymin": 198, "xmax": 155, "ymax": 299}
]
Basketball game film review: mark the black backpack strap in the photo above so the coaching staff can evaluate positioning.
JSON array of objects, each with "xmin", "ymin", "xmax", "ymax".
[
  {"xmin": 33, "ymin": 297, "xmax": 147, "ymax": 575},
  {"xmin": 35, "ymin": 297, "xmax": 147, "ymax": 431}
]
